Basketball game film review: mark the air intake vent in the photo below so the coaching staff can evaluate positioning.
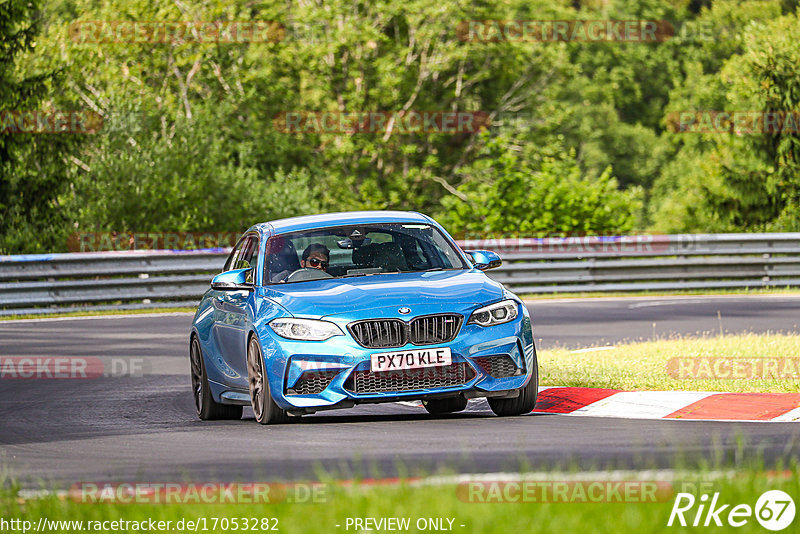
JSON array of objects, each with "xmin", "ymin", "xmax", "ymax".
[
  {"xmin": 474, "ymin": 355, "xmax": 519, "ymax": 378},
  {"xmin": 345, "ymin": 362, "xmax": 475, "ymax": 394},
  {"xmin": 286, "ymin": 370, "xmax": 340, "ymax": 395}
]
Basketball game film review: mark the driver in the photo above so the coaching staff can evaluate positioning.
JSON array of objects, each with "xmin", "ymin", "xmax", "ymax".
[
  {"xmin": 271, "ymin": 243, "xmax": 329, "ymax": 282},
  {"xmin": 300, "ymin": 243, "xmax": 329, "ymax": 271}
]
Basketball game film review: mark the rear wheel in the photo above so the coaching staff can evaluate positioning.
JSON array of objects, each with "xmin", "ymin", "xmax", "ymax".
[
  {"xmin": 488, "ymin": 348, "xmax": 539, "ymax": 417},
  {"xmin": 423, "ymin": 396, "xmax": 468, "ymax": 414},
  {"xmin": 190, "ymin": 337, "xmax": 243, "ymax": 420},
  {"xmin": 247, "ymin": 335, "xmax": 289, "ymax": 425}
]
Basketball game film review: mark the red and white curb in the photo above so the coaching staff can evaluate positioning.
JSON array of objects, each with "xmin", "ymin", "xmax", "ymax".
[
  {"xmin": 533, "ymin": 387, "xmax": 800, "ymax": 422},
  {"xmin": 399, "ymin": 387, "xmax": 800, "ymax": 422}
]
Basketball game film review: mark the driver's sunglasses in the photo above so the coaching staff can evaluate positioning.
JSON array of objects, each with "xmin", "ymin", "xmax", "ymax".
[{"xmin": 308, "ymin": 258, "xmax": 329, "ymax": 268}]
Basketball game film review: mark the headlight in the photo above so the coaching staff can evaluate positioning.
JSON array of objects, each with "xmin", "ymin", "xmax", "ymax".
[
  {"xmin": 467, "ymin": 299, "xmax": 518, "ymax": 327},
  {"xmin": 269, "ymin": 318, "xmax": 344, "ymax": 341}
]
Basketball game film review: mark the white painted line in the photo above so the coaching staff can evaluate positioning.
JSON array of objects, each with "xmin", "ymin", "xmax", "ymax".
[
  {"xmin": 571, "ymin": 391, "xmax": 716, "ymax": 419},
  {"xmin": 773, "ymin": 407, "xmax": 800, "ymax": 422},
  {"xmin": 628, "ymin": 299, "xmax": 712, "ymax": 309},
  {"xmin": 627, "ymin": 294, "xmax": 800, "ymax": 308},
  {"xmin": 570, "ymin": 346, "xmax": 617, "ymax": 354},
  {"xmin": 525, "ymin": 294, "xmax": 800, "ymax": 306}
]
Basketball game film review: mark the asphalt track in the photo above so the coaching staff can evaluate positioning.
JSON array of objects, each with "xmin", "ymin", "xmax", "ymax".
[{"xmin": 0, "ymin": 295, "xmax": 798, "ymax": 486}]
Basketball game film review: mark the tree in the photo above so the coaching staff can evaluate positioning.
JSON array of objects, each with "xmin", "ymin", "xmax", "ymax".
[
  {"xmin": 651, "ymin": 8, "xmax": 800, "ymax": 232},
  {"xmin": 717, "ymin": 13, "xmax": 800, "ymax": 230},
  {"xmin": 0, "ymin": 0, "xmax": 76, "ymax": 253},
  {"xmin": 72, "ymin": 101, "xmax": 319, "ymax": 233},
  {"xmin": 437, "ymin": 132, "xmax": 642, "ymax": 237}
]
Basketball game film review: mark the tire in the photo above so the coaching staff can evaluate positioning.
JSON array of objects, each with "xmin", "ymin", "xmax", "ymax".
[
  {"xmin": 488, "ymin": 347, "xmax": 539, "ymax": 417},
  {"xmin": 423, "ymin": 396, "xmax": 468, "ymax": 414},
  {"xmin": 190, "ymin": 337, "xmax": 243, "ymax": 420},
  {"xmin": 247, "ymin": 335, "xmax": 289, "ymax": 425}
]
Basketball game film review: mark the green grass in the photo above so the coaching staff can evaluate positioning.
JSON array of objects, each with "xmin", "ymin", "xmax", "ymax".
[
  {"xmin": 522, "ymin": 287, "xmax": 800, "ymax": 300},
  {"xmin": 0, "ymin": 307, "xmax": 195, "ymax": 321},
  {"xmin": 2, "ymin": 466, "xmax": 797, "ymax": 533},
  {"xmin": 540, "ymin": 333, "xmax": 800, "ymax": 392}
]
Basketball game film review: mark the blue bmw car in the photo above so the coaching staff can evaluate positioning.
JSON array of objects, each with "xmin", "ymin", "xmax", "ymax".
[{"xmin": 189, "ymin": 211, "xmax": 538, "ymax": 424}]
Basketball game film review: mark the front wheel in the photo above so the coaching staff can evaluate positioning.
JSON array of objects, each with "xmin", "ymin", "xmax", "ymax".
[
  {"xmin": 488, "ymin": 349, "xmax": 539, "ymax": 417},
  {"xmin": 247, "ymin": 335, "xmax": 289, "ymax": 425},
  {"xmin": 423, "ymin": 396, "xmax": 468, "ymax": 414},
  {"xmin": 190, "ymin": 337, "xmax": 243, "ymax": 420}
]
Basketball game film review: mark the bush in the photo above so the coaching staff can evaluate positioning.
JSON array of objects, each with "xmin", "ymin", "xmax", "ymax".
[{"xmin": 437, "ymin": 135, "xmax": 642, "ymax": 237}]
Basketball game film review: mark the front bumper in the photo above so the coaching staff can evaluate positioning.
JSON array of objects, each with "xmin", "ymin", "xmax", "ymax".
[{"xmin": 258, "ymin": 309, "xmax": 535, "ymax": 412}]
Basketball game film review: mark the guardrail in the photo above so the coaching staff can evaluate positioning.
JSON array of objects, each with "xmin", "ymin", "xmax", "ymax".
[
  {"xmin": 1, "ymin": 233, "xmax": 799, "ymax": 315},
  {"xmin": 0, "ymin": 250, "xmax": 225, "ymax": 315},
  {"xmin": 460, "ymin": 233, "xmax": 800, "ymax": 293}
]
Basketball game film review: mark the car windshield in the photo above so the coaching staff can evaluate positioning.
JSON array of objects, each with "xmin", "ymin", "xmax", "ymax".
[{"xmin": 264, "ymin": 223, "xmax": 470, "ymax": 284}]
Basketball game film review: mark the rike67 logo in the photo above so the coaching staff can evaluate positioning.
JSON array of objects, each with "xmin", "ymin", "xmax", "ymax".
[{"xmin": 668, "ymin": 490, "xmax": 795, "ymax": 530}]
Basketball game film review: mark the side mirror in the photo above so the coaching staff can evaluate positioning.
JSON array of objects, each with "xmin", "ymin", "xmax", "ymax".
[
  {"xmin": 211, "ymin": 268, "xmax": 254, "ymax": 291},
  {"xmin": 465, "ymin": 250, "xmax": 502, "ymax": 271}
]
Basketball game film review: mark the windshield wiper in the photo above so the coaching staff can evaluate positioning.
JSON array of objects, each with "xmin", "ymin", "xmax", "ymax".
[{"xmin": 341, "ymin": 272, "xmax": 384, "ymax": 278}]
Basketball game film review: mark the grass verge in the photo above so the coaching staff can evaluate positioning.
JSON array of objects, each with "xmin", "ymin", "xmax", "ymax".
[
  {"xmin": 0, "ymin": 307, "xmax": 195, "ymax": 321},
  {"xmin": 2, "ymin": 466, "xmax": 797, "ymax": 533},
  {"xmin": 539, "ymin": 333, "xmax": 800, "ymax": 392}
]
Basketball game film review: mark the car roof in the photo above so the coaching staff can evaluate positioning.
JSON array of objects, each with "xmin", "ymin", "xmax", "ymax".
[{"xmin": 252, "ymin": 211, "xmax": 434, "ymax": 235}]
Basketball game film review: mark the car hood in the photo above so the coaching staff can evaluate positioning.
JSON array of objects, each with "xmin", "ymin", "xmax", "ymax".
[{"xmin": 261, "ymin": 270, "xmax": 504, "ymax": 319}]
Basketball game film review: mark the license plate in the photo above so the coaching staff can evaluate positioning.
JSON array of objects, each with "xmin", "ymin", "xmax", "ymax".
[{"xmin": 370, "ymin": 347, "xmax": 452, "ymax": 372}]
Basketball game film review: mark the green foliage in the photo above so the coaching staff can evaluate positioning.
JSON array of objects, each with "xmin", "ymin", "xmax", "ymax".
[
  {"xmin": 651, "ymin": 7, "xmax": 800, "ymax": 232},
  {"xmin": 72, "ymin": 102, "xmax": 320, "ymax": 233},
  {"xmin": 438, "ymin": 133, "xmax": 642, "ymax": 237},
  {"xmin": 3, "ymin": 464, "xmax": 799, "ymax": 534},
  {"xmin": 0, "ymin": 0, "xmax": 77, "ymax": 253},
  {"xmin": 722, "ymin": 14, "xmax": 800, "ymax": 230},
  {"xmin": 548, "ymin": 0, "xmax": 681, "ymax": 190},
  {"xmin": 3, "ymin": 0, "xmax": 800, "ymax": 252}
]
